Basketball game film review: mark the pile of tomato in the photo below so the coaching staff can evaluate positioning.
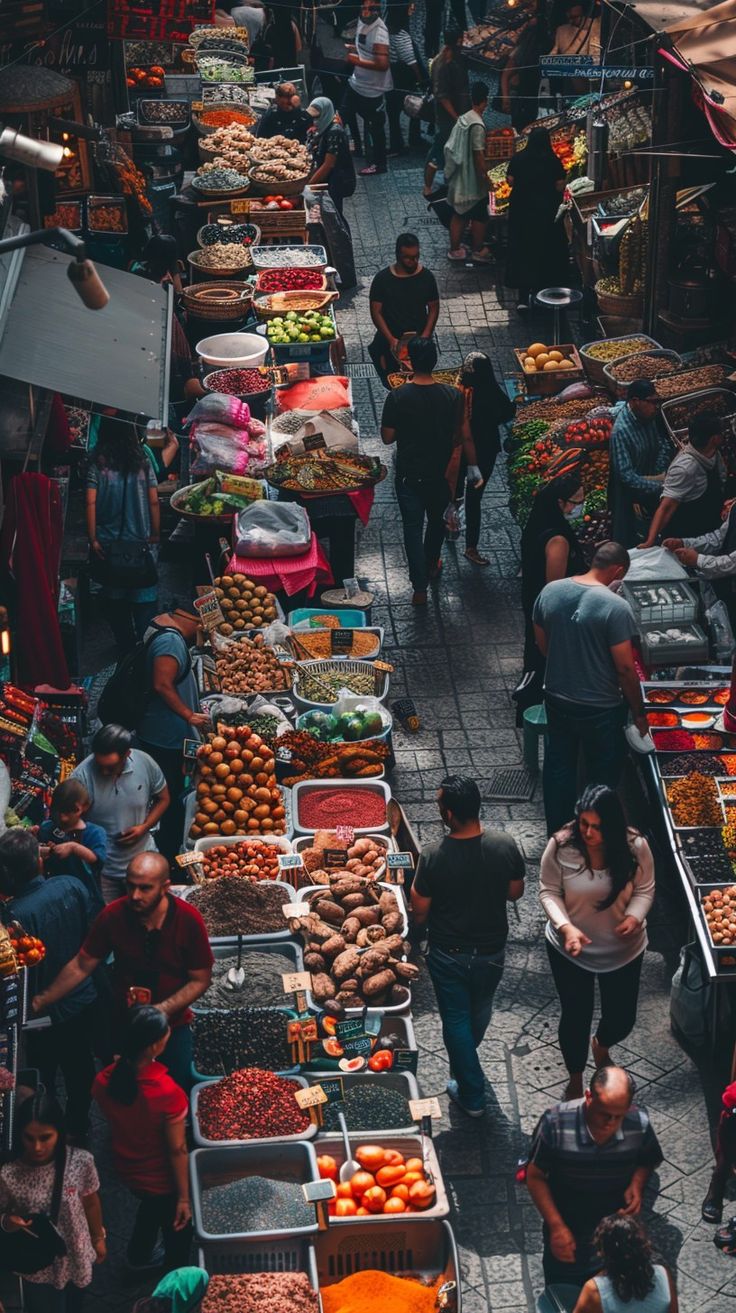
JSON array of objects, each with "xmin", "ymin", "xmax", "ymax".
[
  {"xmin": 258, "ymin": 195, "xmax": 296, "ymax": 211},
  {"xmin": 8, "ymin": 926, "xmax": 46, "ymax": 966},
  {"xmin": 561, "ymin": 416, "xmax": 613, "ymax": 448},
  {"xmin": 318, "ymin": 1143, "xmax": 436, "ymax": 1216}
]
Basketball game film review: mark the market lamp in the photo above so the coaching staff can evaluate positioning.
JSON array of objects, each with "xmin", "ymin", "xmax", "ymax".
[
  {"xmin": 0, "ymin": 126, "xmax": 63, "ymax": 171},
  {"xmin": 0, "ymin": 608, "xmax": 10, "ymax": 659},
  {"xmin": 0, "ymin": 226, "xmax": 109, "ymax": 310}
]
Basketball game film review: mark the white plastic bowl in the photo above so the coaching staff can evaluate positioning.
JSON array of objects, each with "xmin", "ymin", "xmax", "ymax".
[{"xmin": 195, "ymin": 331, "xmax": 269, "ymax": 368}]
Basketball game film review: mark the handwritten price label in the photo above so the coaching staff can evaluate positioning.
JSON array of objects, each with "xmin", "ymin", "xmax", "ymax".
[
  {"xmin": 303, "ymin": 1179, "xmax": 337, "ymax": 1203},
  {"xmin": 282, "ymin": 902, "xmax": 310, "ymax": 917},
  {"xmin": 409, "ymin": 1097, "xmax": 442, "ymax": 1121},
  {"xmin": 278, "ymin": 853, "xmax": 304, "ymax": 870},
  {"xmin": 294, "ymin": 1084, "xmax": 327, "ymax": 1109},
  {"xmin": 230, "ymin": 199, "xmax": 251, "ymax": 214},
  {"xmin": 193, "ymin": 590, "xmax": 224, "ymax": 632},
  {"xmin": 282, "ymin": 972, "xmax": 313, "ymax": 994},
  {"xmin": 175, "ymin": 851, "xmax": 204, "ymax": 868}
]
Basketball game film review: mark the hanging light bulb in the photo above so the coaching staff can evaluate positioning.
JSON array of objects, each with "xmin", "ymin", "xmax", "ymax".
[{"xmin": 0, "ymin": 608, "xmax": 11, "ymax": 658}]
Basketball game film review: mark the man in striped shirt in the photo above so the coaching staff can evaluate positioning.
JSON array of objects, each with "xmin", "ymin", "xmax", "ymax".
[
  {"xmin": 609, "ymin": 380, "xmax": 672, "ymax": 547},
  {"xmin": 526, "ymin": 1066, "xmax": 663, "ymax": 1289}
]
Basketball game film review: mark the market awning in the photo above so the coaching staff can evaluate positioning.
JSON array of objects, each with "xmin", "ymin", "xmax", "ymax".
[
  {"xmin": 0, "ymin": 241, "xmax": 171, "ymax": 422},
  {"xmin": 664, "ymin": 0, "xmax": 736, "ymax": 148}
]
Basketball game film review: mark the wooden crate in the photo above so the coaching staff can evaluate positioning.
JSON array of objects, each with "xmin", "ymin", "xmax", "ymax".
[{"xmin": 514, "ymin": 344, "xmax": 584, "ymax": 396}]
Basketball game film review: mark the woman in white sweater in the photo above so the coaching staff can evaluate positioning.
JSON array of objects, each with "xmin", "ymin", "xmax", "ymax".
[{"xmin": 540, "ymin": 783, "xmax": 655, "ymax": 1100}]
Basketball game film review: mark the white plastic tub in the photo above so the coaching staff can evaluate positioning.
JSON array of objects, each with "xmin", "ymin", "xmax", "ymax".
[
  {"xmin": 292, "ymin": 779, "xmax": 391, "ymax": 835},
  {"xmin": 196, "ymin": 331, "xmax": 269, "ymax": 367}
]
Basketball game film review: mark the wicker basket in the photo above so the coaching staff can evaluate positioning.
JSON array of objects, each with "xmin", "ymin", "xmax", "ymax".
[
  {"xmin": 595, "ymin": 281, "xmax": 644, "ymax": 317},
  {"xmin": 181, "ymin": 280, "xmax": 253, "ymax": 320},
  {"xmin": 247, "ymin": 168, "xmax": 310, "ymax": 197},
  {"xmin": 188, "ymin": 248, "xmax": 253, "ymax": 279},
  {"xmin": 387, "ymin": 368, "xmax": 460, "ymax": 389},
  {"xmin": 192, "ymin": 102, "xmax": 258, "ymax": 136},
  {"xmin": 252, "ymin": 289, "xmax": 339, "ymax": 321},
  {"xmin": 196, "ymin": 221, "xmax": 260, "ymax": 249}
]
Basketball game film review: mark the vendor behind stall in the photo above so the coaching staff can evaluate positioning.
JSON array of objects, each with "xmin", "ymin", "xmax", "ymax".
[
  {"xmin": 663, "ymin": 497, "xmax": 736, "ymax": 628},
  {"xmin": 256, "ymin": 82, "xmax": 312, "ymax": 143},
  {"xmin": 609, "ymin": 380, "xmax": 672, "ymax": 547},
  {"xmin": 637, "ymin": 413, "xmax": 725, "ymax": 548}
]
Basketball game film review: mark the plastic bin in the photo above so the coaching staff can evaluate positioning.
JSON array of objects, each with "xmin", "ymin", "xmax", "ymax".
[
  {"xmin": 191, "ymin": 1003, "xmax": 301, "ymax": 1082},
  {"xmin": 621, "ymin": 579, "xmax": 699, "ymax": 627},
  {"xmin": 259, "ymin": 306, "xmax": 337, "ymax": 365},
  {"xmin": 288, "ymin": 607, "xmax": 367, "ymax": 629},
  {"xmin": 292, "ymin": 780, "xmax": 392, "ymax": 836},
  {"xmin": 197, "ymin": 1241, "xmax": 319, "ymax": 1285},
  {"xmin": 311, "ymin": 1071, "xmax": 421, "ymax": 1136},
  {"xmin": 602, "ymin": 348, "xmax": 682, "ymax": 398},
  {"xmin": 293, "ymin": 661, "xmax": 390, "ymax": 713},
  {"xmin": 292, "ymin": 831, "xmax": 394, "ymax": 880},
  {"xmin": 182, "ymin": 786, "xmax": 293, "ymax": 850},
  {"xmin": 296, "ymin": 695, "xmax": 392, "ymax": 746},
  {"xmin": 193, "ymin": 833, "xmax": 293, "ymax": 858},
  {"xmin": 578, "ymin": 334, "xmax": 660, "ymax": 386},
  {"xmin": 639, "ymin": 623, "xmax": 709, "ymax": 667},
  {"xmin": 251, "ymin": 244, "xmax": 327, "ymax": 272},
  {"xmin": 290, "ymin": 628, "xmax": 384, "ymax": 661},
  {"xmin": 192, "ymin": 1142, "xmax": 320, "ymax": 1247},
  {"xmin": 305, "ymin": 1011, "xmax": 417, "ymax": 1073},
  {"xmin": 193, "ymin": 940, "xmax": 304, "ymax": 1014},
  {"xmin": 316, "ymin": 1133, "xmax": 447, "ymax": 1222},
  {"xmin": 191, "ymin": 1073, "xmax": 317, "ymax": 1147},
  {"xmin": 315, "ymin": 1218, "xmax": 460, "ymax": 1311},
  {"xmin": 178, "ymin": 879, "xmax": 300, "ymax": 944}
]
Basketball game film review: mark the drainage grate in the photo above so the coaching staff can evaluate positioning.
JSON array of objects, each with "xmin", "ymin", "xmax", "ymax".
[
  {"xmin": 345, "ymin": 362, "xmax": 377, "ymax": 378},
  {"xmin": 486, "ymin": 767, "xmax": 536, "ymax": 801}
]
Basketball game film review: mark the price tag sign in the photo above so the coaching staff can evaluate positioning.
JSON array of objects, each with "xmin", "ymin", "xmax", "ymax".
[
  {"xmin": 294, "ymin": 1084, "xmax": 327, "ymax": 1109},
  {"xmin": 393, "ymin": 1049, "xmax": 419, "ymax": 1074},
  {"xmin": 175, "ymin": 851, "xmax": 204, "ymax": 868},
  {"xmin": 335, "ymin": 825, "xmax": 355, "ymax": 847},
  {"xmin": 331, "ymin": 629, "xmax": 353, "ymax": 655},
  {"xmin": 276, "ymin": 746, "xmax": 293, "ymax": 765},
  {"xmin": 336, "ymin": 1017, "xmax": 365, "ymax": 1040},
  {"xmin": 230, "ymin": 199, "xmax": 251, "ymax": 214},
  {"xmin": 302, "ymin": 1179, "xmax": 337, "ymax": 1203},
  {"xmin": 319, "ymin": 1076, "xmax": 345, "ymax": 1103},
  {"xmin": 373, "ymin": 660, "xmax": 394, "ymax": 673},
  {"xmin": 194, "ymin": 590, "xmax": 225, "ymax": 632},
  {"xmin": 282, "ymin": 901, "xmax": 310, "ymax": 917},
  {"xmin": 409, "ymin": 1097, "xmax": 442, "ymax": 1121},
  {"xmin": 278, "ymin": 853, "xmax": 304, "ymax": 871},
  {"xmin": 323, "ymin": 848, "xmax": 349, "ymax": 869},
  {"xmin": 282, "ymin": 971, "xmax": 313, "ymax": 994},
  {"xmin": 303, "ymin": 431, "xmax": 327, "ymax": 452},
  {"xmin": 182, "ymin": 739, "xmax": 201, "ymax": 761},
  {"xmin": 341, "ymin": 1034, "xmax": 373, "ymax": 1058},
  {"xmin": 343, "ymin": 577, "xmax": 360, "ymax": 598},
  {"xmin": 287, "ymin": 1017, "xmax": 319, "ymax": 1044},
  {"xmin": 387, "ymin": 852, "xmax": 414, "ymax": 871},
  {"xmin": 191, "ymin": 101, "xmax": 204, "ymax": 111},
  {"xmin": 219, "ymin": 474, "xmax": 264, "ymax": 500}
]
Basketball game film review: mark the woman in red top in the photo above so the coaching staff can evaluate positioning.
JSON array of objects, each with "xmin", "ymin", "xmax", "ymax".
[{"xmin": 92, "ymin": 1007, "xmax": 191, "ymax": 1273}]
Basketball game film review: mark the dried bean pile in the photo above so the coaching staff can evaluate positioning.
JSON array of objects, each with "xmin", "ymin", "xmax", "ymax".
[
  {"xmin": 321, "ymin": 1081, "xmax": 411, "ymax": 1131},
  {"xmin": 201, "ymin": 1175, "xmax": 313, "ymax": 1233},
  {"xmin": 584, "ymin": 336, "xmax": 653, "ymax": 362},
  {"xmin": 196, "ymin": 1067, "xmax": 309, "ymax": 1140},
  {"xmin": 655, "ymin": 364, "xmax": 730, "ymax": 399},
  {"xmin": 197, "ymin": 950, "xmax": 295, "ymax": 1009},
  {"xmin": 667, "ymin": 771, "xmax": 722, "ymax": 827},
  {"xmin": 187, "ymin": 878, "xmax": 286, "ymax": 937},
  {"xmin": 194, "ymin": 1006, "xmax": 292, "ymax": 1073},
  {"xmin": 203, "ymin": 1273, "xmax": 317, "ymax": 1313},
  {"xmin": 610, "ymin": 353, "xmax": 677, "ymax": 382},
  {"xmin": 204, "ymin": 368, "xmax": 271, "ymax": 396},
  {"xmin": 658, "ymin": 752, "xmax": 724, "ymax": 777}
]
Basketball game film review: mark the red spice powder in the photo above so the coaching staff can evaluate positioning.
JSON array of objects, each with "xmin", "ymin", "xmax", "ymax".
[
  {"xmin": 646, "ymin": 712, "xmax": 679, "ymax": 727},
  {"xmin": 298, "ymin": 787, "xmax": 386, "ymax": 829},
  {"xmin": 653, "ymin": 730, "xmax": 695, "ymax": 751}
]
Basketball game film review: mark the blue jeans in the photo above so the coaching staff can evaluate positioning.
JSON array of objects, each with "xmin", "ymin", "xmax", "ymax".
[
  {"xmin": 543, "ymin": 696, "xmax": 628, "ymax": 836},
  {"xmin": 395, "ymin": 476, "xmax": 447, "ymax": 592},
  {"xmin": 427, "ymin": 945, "xmax": 505, "ymax": 1110}
]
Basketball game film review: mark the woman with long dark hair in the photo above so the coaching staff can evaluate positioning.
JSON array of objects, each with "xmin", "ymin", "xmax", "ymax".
[
  {"xmin": 92, "ymin": 1007, "xmax": 191, "ymax": 1273},
  {"xmin": 0, "ymin": 1092, "xmax": 105, "ymax": 1313},
  {"xmin": 459, "ymin": 351, "xmax": 516, "ymax": 565},
  {"xmin": 86, "ymin": 414, "xmax": 160, "ymax": 656},
  {"xmin": 504, "ymin": 126, "xmax": 570, "ymax": 312},
  {"xmin": 572, "ymin": 1216, "xmax": 677, "ymax": 1312},
  {"xmin": 540, "ymin": 784, "xmax": 655, "ymax": 1100},
  {"xmin": 519, "ymin": 472, "xmax": 586, "ymax": 674}
]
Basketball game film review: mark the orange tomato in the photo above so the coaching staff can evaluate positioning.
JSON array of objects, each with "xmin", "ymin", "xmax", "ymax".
[
  {"xmin": 349, "ymin": 1171, "xmax": 376, "ymax": 1199},
  {"xmin": 381, "ymin": 1149, "xmax": 405, "ymax": 1167},
  {"xmin": 391, "ymin": 1184, "xmax": 410, "ymax": 1202},
  {"xmin": 376, "ymin": 1165, "xmax": 406, "ymax": 1188},
  {"xmin": 408, "ymin": 1180, "xmax": 436, "ymax": 1210},
  {"xmin": 382, "ymin": 1196, "xmax": 406, "ymax": 1214},
  {"xmin": 335, "ymin": 1198, "xmax": 357, "ymax": 1216},
  {"xmin": 355, "ymin": 1206, "xmax": 370, "ymax": 1216},
  {"xmin": 362, "ymin": 1186, "xmax": 387, "ymax": 1214},
  {"xmin": 355, "ymin": 1145, "xmax": 385, "ymax": 1171},
  {"xmin": 317, "ymin": 1155, "xmax": 338, "ymax": 1182},
  {"xmin": 336, "ymin": 1182, "xmax": 353, "ymax": 1199},
  {"xmin": 402, "ymin": 1171, "xmax": 424, "ymax": 1186},
  {"xmin": 404, "ymin": 1158, "xmax": 424, "ymax": 1174}
]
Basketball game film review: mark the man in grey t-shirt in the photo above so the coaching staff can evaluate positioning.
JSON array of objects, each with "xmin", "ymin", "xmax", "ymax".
[{"xmin": 533, "ymin": 541, "xmax": 647, "ymax": 834}]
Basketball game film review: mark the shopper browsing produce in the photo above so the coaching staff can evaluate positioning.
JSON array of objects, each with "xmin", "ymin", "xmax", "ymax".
[
  {"xmin": 609, "ymin": 381, "xmax": 672, "ymax": 547},
  {"xmin": 32, "ymin": 853, "xmax": 213, "ymax": 1092},
  {"xmin": 307, "ymin": 97, "xmax": 356, "ymax": 219},
  {"xmin": 533, "ymin": 543, "xmax": 647, "ymax": 835},
  {"xmin": 504, "ymin": 128, "xmax": 569, "ymax": 313},
  {"xmin": 539, "ymin": 785, "xmax": 654, "ymax": 1101},
  {"xmin": 526, "ymin": 1067, "xmax": 662, "ymax": 1291},
  {"xmin": 93, "ymin": 1006, "xmax": 192, "ymax": 1272},
  {"xmin": 38, "ymin": 779, "xmax": 106, "ymax": 914},
  {"xmin": 570, "ymin": 1216, "xmax": 677, "ymax": 1313},
  {"xmin": 411, "ymin": 776, "xmax": 525, "ymax": 1117},
  {"xmin": 368, "ymin": 233, "xmax": 439, "ymax": 385},
  {"xmin": 459, "ymin": 351, "xmax": 516, "ymax": 564},
  {"xmin": 638, "ymin": 413, "xmax": 725, "ymax": 548}
]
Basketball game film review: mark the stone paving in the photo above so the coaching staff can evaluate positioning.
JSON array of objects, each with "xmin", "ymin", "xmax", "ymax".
[{"xmin": 47, "ymin": 152, "xmax": 736, "ymax": 1313}]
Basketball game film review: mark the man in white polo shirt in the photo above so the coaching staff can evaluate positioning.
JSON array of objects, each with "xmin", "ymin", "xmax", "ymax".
[{"xmin": 343, "ymin": 0, "xmax": 392, "ymax": 176}]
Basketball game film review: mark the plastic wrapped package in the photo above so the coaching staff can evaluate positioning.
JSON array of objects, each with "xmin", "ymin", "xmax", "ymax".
[
  {"xmin": 234, "ymin": 501, "xmax": 312, "ymax": 557},
  {"xmin": 183, "ymin": 393, "xmax": 252, "ymax": 428},
  {"xmin": 190, "ymin": 420, "xmax": 268, "ymax": 478}
]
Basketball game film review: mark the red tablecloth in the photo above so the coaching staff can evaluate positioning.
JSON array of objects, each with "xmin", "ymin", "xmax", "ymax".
[
  {"xmin": 347, "ymin": 487, "xmax": 375, "ymax": 525},
  {"xmin": 228, "ymin": 532, "xmax": 334, "ymax": 597}
]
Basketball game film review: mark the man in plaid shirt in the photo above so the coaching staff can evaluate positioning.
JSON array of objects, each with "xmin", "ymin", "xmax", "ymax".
[{"xmin": 609, "ymin": 380, "xmax": 672, "ymax": 547}]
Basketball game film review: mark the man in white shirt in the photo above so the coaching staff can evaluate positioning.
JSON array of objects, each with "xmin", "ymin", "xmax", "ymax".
[{"xmin": 343, "ymin": 0, "xmax": 392, "ymax": 176}]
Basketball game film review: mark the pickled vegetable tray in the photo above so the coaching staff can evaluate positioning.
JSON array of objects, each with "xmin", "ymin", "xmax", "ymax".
[{"xmin": 265, "ymin": 450, "xmax": 385, "ymax": 496}]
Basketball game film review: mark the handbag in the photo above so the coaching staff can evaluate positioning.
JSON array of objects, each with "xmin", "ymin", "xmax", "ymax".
[
  {"xmin": 0, "ymin": 1151, "xmax": 69, "ymax": 1274},
  {"xmin": 88, "ymin": 473, "xmax": 158, "ymax": 590},
  {"xmin": 670, "ymin": 942, "xmax": 713, "ymax": 1048},
  {"xmin": 403, "ymin": 91, "xmax": 434, "ymax": 124}
]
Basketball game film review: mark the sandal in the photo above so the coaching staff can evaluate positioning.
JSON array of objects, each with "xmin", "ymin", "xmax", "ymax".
[
  {"xmin": 464, "ymin": 548, "xmax": 490, "ymax": 566},
  {"xmin": 714, "ymin": 1218, "xmax": 736, "ymax": 1249}
]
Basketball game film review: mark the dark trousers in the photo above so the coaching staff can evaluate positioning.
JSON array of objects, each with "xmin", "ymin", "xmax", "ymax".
[
  {"xmin": 546, "ymin": 942, "xmax": 644, "ymax": 1073},
  {"xmin": 22, "ymin": 1282, "xmax": 86, "ymax": 1313},
  {"xmin": 427, "ymin": 946, "xmax": 505, "ymax": 1109},
  {"xmin": 314, "ymin": 515, "xmax": 356, "ymax": 587},
  {"xmin": 395, "ymin": 475, "xmax": 447, "ymax": 592},
  {"xmin": 464, "ymin": 450, "xmax": 498, "ymax": 549},
  {"xmin": 341, "ymin": 86, "xmax": 386, "ymax": 169},
  {"xmin": 387, "ymin": 88, "xmax": 422, "ymax": 151},
  {"xmin": 542, "ymin": 1241, "xmax": 597, "ymax": 1291},
  {"xmin": 128, "ymin": 1191, "xmax": 192, "ymax": 1271},
  {"xmin": 25, "ymin": 1005, "xmax": 97, "ymax": 1137},
  {"xmin": 543, "ymin": 695, "xmax": 628, "ymax": 835},
  {"xmin": 707, "ymin": 1109, "xmax": 736, "ymax": 1200},
  {"xmin": 159, "ymin": 1022, "xmax": 193, "ymax": 1093},
  {"xmin": 137, "ymin": 739, "xmax": 186, "ymax": 865},
  {"xmin": 100, "ymin": 596, "xmax": 158, "ymax": 658}
]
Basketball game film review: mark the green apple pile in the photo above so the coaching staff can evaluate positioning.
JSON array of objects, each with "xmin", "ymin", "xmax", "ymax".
[{"xmin": 266, "ymin": 309, "xmax": 335, "ymax": 345}]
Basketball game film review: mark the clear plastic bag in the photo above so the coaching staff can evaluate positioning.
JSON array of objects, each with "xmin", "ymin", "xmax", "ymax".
[
  {"xmin": 184, "ymin": 393, "xmax": 251, "ymax": 428},
  {"xmin": 190, "ymin": 422, "xmax": 268, "ymax": 478},
  {"xmin": 234, "ymin": 501, "xmax": 312, "ymax": 557}
]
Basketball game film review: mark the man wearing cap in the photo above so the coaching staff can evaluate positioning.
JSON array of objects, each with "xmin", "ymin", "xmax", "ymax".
[
  {"xmin": 255, "ymin": 82, "xmax": 312, "ymax": 143},
  {"xmin": 137, "ymin": 607, "xmax": 210, "ymax": 863},
  {"xmin": 609, "ymin": 380, "xmax": 672, "ymax": 547}
]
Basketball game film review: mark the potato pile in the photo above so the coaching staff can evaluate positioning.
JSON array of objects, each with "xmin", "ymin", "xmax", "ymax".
[
  {"xmin": 216, "ymin": 633, "xmax": 291, "ymax": 695},
  {"xmin": 286, "ymin": 876, "xmax": 417, "ymax": 1009},
  {"xmin": 299, "ymin": 831, "xmax": 387, "ymax": 881},
  {"xmin": 703, "ymin": 886, "xmax": 736, "ymax": 944},
  {"xmin": 190, "ymin": 725, "xmax": 286, "ymax": 839},
  {"xmin": 249, "ymin": 135, "xmax": 309, "ymax": 180},
  {"xmin": 214, "ymin": 573, "xmax": 278, "ymax": 633}
]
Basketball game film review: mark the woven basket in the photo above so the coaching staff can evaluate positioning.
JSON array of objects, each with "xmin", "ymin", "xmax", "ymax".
[
  {"xmin": 252, "ymin": 289, "xmax": 339, "ymax": 321},
  {"xmin": 181, "ymin": 281, "xmax": 253, "ymax": 320},
  {"xmin": 247, "ymin": 168, "xmax": 310, "ymax": 197},
  {"xmin": 188, "ymin": 248, "xmax": 253, "ymax": 279},
  {"xmin": 595, "ymin": 282, "xmax": 644, "ymax": 317},
  {"xmin": 387, "ymin": 368, "xmax": 460, "ymax": 389},
  {"xmin": 197, "ymin": 136, "xmax": 253, "ymax": 165},
  {"xmin": 192, "ymin": 102, "xmax": 258, "ymax": 136}
]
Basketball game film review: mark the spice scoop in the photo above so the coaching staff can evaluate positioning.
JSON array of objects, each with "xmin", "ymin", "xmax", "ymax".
[
  {"xmin": 226, "ymin": 933, "xmax": 246, "ymax": 989},
  {"xmin": 336, "ymin": 1110, "xmax": 361, "ymax": 1183}
]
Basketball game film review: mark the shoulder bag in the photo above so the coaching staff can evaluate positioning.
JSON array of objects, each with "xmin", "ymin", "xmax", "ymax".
[
  {"xmin": 0, "ymin": 1150, "xmax": 69, "ymax": 1274},
  {"xmin": 88, "ymin": 472, "xmax": 158, "ymax": 591}
]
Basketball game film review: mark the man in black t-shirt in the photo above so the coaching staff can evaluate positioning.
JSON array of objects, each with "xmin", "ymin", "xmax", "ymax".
[
  {"xmin": 369, "ymin": 232, "xmax": 440, "ymax": 386},
  {"xmin": 411, "ymin": 775, "xmax": 525, "ymax": 1116},
  {"xmin": 255, "ymin": 83, "xmax": 312, "ymax": 143},
  {"xmin": 381, "ymin": 337, "xmax": 481, "ymax": 605}
]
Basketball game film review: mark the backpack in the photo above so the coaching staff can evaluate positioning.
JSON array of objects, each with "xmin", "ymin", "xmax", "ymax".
[{"xmin": 97, "ymin": 625, "xmax": 192, "ymax": 731}]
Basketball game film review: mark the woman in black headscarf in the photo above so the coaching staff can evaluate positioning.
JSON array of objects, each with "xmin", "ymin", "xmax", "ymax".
[
  {"xmin": 459, "ymin": 351, "xmax": 516, "ymax": 565},
  {"xmin": 519, "ymin": 472, "xmax": 586, "ymax": 688},
  {"xmin": 504, "ymin": 127, "xmax": 570, "ymax": 312}
]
